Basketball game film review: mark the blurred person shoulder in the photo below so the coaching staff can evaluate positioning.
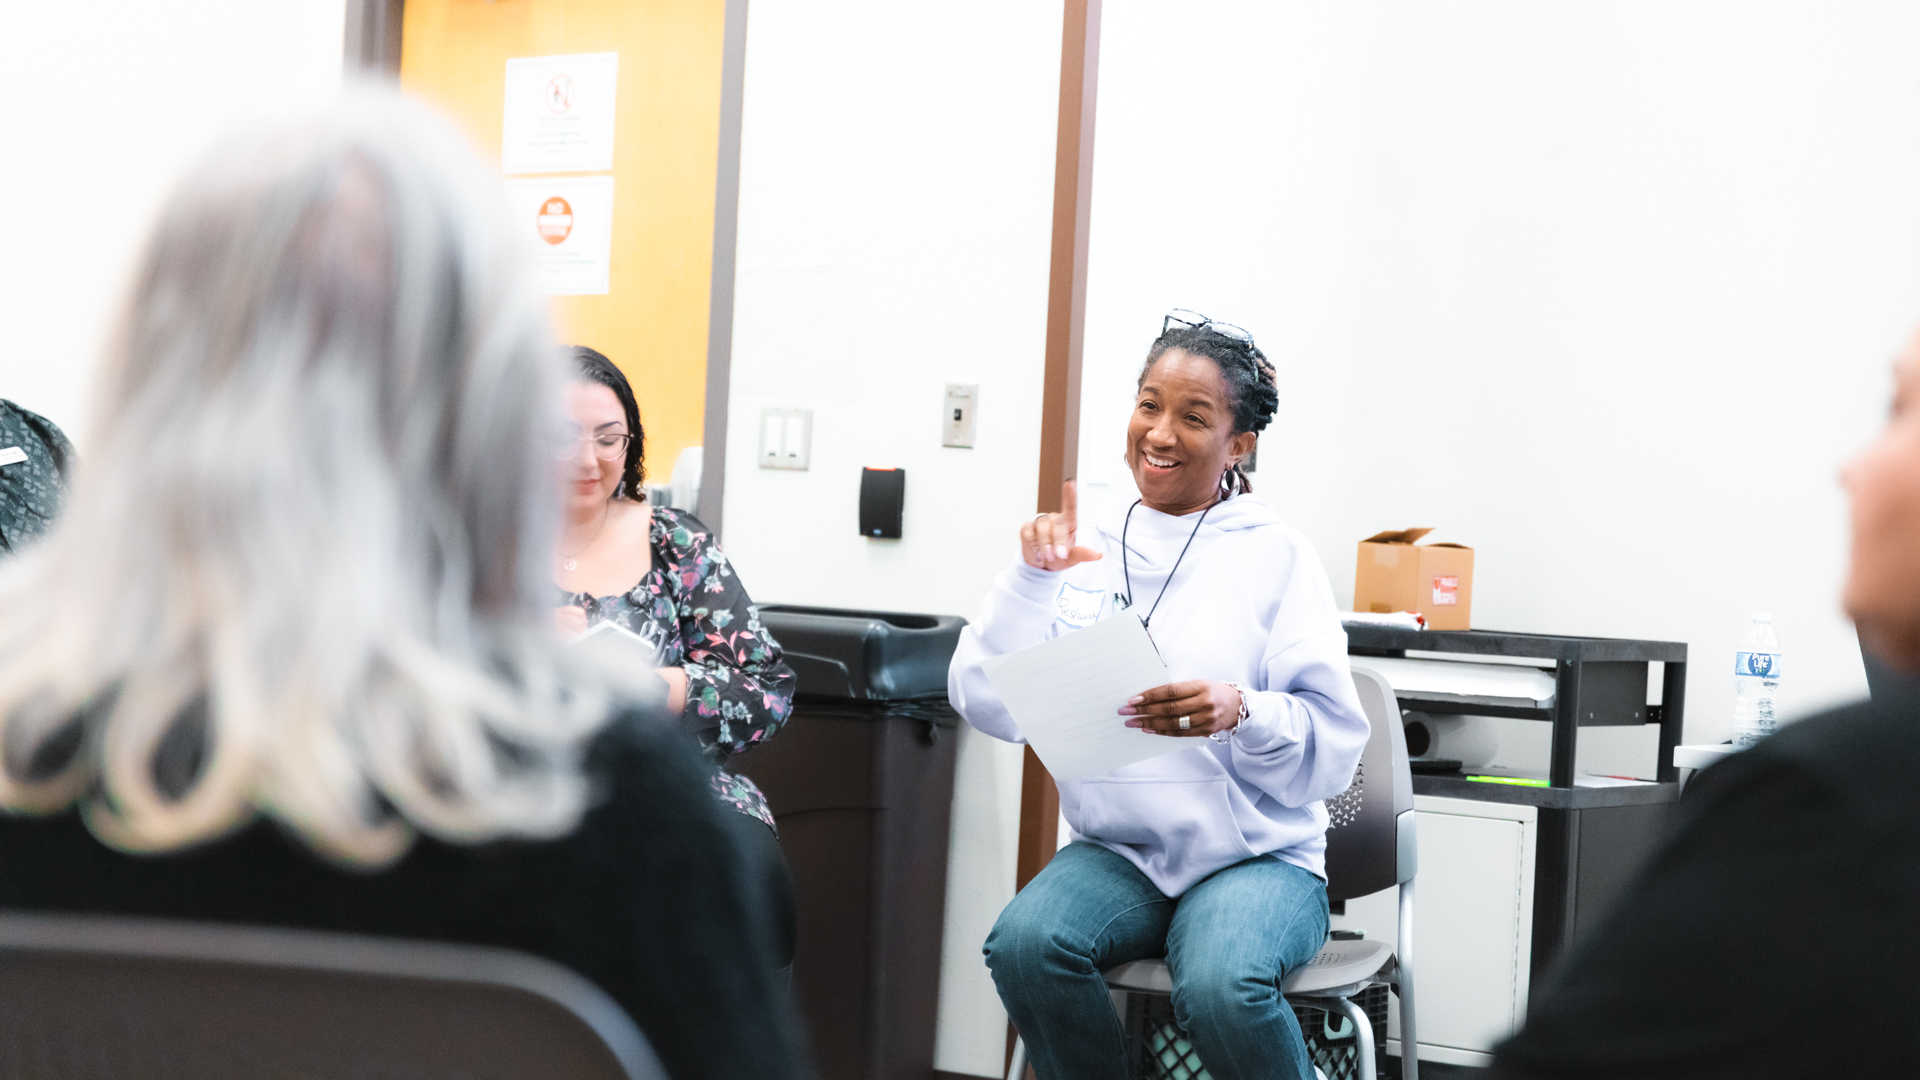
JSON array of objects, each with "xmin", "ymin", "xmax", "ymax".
[
  {"xmin": 582, "ymin": 692, "xmax": 714, "ymax": 799},
  {"xmin": 1491, "ymin": 691, "xmax": 1920, "ymax": 1080},
  {"xmin": 573, "ymin": 684, "xmax": 735, "ymax": 839},
  {"xmin": 482, "ymin": 696, "xmax": 814, "ymax": 1080},
  {"xmin": 0, "ymin": 694, "xmax": 808, "ymax": 1080},
  {"xmin": 1684, "ymin": 685, "xmax": 1920, "ymax": 837}
]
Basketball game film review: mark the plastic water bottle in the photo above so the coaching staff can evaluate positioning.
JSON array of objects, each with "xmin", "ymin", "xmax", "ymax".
[{"xmin": 1732, "ymin": 614, "xmax": 1782, "ymax": 748}]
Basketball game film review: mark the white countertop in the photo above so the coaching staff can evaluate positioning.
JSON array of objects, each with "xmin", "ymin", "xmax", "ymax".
[{"xmin": 1673, "ymin": 743, "xmax": 1741, "ymax": 771}]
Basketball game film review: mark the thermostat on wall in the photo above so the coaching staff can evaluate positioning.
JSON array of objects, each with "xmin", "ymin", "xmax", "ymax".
[
  {"xmin": 859, "ymin": 467, "xmax": 904, "ymax": 539},
  {"xmin": 942, "ymin": 383, "xmax": 977, "ymax": 448}
]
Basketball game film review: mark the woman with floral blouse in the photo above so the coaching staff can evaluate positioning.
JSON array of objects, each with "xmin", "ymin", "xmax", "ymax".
[{"xmin": 553, "ymin": 347, "xmax": 798, "ymax": 962}]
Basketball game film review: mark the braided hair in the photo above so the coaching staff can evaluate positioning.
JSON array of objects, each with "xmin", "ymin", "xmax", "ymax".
[
  {"xmin": 569, "ymin": 345, "xmax": 647, "ymax": 501},
  {"xmin": 1138, "ymin": 324, "xmax": 1278, "ymax": 496}
]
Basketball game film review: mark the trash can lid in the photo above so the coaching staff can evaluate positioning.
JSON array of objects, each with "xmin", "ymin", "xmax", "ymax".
[{"xmin": 758, "ymin": 605, "xmax": 966, "ymax": 701}]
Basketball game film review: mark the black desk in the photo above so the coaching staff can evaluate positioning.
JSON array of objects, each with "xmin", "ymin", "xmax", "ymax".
[{"xmin": 1349, "ymin": 627, "xmax": 1688, "ymax": 987}]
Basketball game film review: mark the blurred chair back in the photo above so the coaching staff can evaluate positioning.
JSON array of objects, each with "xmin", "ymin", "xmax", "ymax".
[
  {"xmin": 0, "ymin": 911, "xmax": 664, "ymax": 1080},
  {"xmin": 1323, "ymin": 665, "xmax": 1418, "ymax": 901}
]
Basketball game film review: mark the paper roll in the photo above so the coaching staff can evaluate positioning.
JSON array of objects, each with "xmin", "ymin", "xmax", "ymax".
[{"xmin": 1403, "ymin": 712, "xmax": 1500, "ymax": 769}]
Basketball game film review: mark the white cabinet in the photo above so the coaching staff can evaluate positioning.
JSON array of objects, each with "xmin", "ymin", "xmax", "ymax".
[{"xmin": 1332, "ymin": 795, "xmax": 1537, "ymax": 1070}]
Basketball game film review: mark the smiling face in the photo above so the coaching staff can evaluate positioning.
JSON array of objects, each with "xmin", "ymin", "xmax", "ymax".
[
  {"xmin": 563, "ymin": 380, "xmax": 629, "ymax": 516},
  {"xmin": 1843, "ymin": 331, "xmax": 1920, "ymax": 671},
  {"xmin": 1126, "ymin": 349, "xmax": 1258, "ymax": 516}
]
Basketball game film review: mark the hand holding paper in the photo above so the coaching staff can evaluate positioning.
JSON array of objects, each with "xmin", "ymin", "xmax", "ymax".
[{"xmin": 981, "ymin": 615, "xmax": 1191, "ymax": 782}]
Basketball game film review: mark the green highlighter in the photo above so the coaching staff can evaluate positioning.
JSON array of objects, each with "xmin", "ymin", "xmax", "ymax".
[{"xmin": 1464, "ymin": 775, "xmax": 1549, "ymax": 788}]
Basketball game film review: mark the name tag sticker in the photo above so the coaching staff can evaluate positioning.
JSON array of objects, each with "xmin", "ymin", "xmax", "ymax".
[
  {"xmin": 0, "ymin": 447, "xmax": 25, "ymax": 467},
  {"xmin": 1053, "ymin": 581, "xmax": 1105, "ymax": 628}
]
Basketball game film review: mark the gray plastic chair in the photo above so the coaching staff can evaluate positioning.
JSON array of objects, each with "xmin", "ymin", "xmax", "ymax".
[
  {"xmin": 1006, "ymin": 666, "xmax": 1419, "ymax": 1080},
  {"xmin": 0, "ymin": 910, "xmax": 666, "ymax": 1080}
]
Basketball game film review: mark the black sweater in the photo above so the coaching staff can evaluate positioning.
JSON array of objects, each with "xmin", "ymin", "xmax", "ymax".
[
  {"xmin": 0, "ymin": 708, "xmax": 809, "ymax": 1080},
  {"xmin": 1492, "ymin": 693, "xmax": 1920, "ymax": 1078}
]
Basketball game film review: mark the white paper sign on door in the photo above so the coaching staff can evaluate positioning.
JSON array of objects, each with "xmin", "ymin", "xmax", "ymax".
[
  {"xmin": 503, "ymin": 52, "xmax": 619, "ymax": 174},
  {"xmin": 506, "ymin": 177, "xmax": 615, "ymax": 295}
]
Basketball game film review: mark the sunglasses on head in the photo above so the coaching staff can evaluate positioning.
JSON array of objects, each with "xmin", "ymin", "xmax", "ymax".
[{"xmin": 1161, "ymin": 309, "xmax": 1258, "ymax": 356}]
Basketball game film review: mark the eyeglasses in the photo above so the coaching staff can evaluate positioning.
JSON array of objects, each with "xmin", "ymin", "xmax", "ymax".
[
  {"xmin": 1162, "ymin": 308, "xmax": 1257, "ymax": 353},
  {"xmin": 550, "ymin": 429, "xmax": 633, "ymax": 462}
]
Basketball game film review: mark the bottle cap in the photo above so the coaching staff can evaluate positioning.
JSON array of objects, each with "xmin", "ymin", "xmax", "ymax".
[{"xmin": 1752, "ymin": 612, "xmax": 1772, "ymax": 622}]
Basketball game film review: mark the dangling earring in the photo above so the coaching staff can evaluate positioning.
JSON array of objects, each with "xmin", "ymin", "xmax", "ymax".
[{"xmin": 1221, "ymin": 462, "xmax": 1246, "ymax": 498}]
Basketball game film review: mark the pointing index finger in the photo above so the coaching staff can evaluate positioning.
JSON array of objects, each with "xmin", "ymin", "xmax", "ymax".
[{"xmin": 1062, "ymin": 479, "xmax": 1079, "ymax": 531}]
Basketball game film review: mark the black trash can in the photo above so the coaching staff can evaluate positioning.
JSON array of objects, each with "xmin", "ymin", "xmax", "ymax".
[{"xmin": 739, "ymin": 604, "xmax": 967, "ymax": 1080}]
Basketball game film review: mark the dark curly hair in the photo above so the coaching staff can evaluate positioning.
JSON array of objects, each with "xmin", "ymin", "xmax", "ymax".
[
  {"xmin": 568, "ymin": 345, "xmax": 646, "ymax": 501},
  {"xmin": 1138, "ymin": 322, "xmax": 1278, "ymax": 496}
]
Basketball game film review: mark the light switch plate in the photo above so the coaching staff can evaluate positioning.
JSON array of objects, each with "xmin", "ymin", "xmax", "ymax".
[
  {"xmin": 942, "ymin": 383, "xmax": 977, "ymax": 448},
  {"xmin": 759, "ymin": 407, "xmax": 812, "ymax": 470}
]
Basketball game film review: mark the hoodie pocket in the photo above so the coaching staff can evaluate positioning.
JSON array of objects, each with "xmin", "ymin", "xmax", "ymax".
[{"xmin": 1075, "ymin": 775, "xmax": 1255, "ymax": 869}]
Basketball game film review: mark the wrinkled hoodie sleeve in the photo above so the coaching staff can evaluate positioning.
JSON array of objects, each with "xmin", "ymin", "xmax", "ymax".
[
  {"xmin": 947, "ymin": 560, "xmax": 1074, "ymax": 744},
  {"xmin": 1217, "ymin": 549, "xmax": 1370, "ymax": 808}
]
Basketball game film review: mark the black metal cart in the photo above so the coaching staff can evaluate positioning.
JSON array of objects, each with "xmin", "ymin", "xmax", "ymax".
[{"xmin": 1345, "ymin": 625, "xmax": 1689, "ymax": 985}]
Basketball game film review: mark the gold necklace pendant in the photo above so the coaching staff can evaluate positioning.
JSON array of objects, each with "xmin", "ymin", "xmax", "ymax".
[{"xmin": 561, "ymin": 503, "xmax": 611, "ymax": 577}]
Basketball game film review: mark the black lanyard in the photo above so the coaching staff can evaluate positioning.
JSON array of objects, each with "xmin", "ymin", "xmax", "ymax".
[{"xmin": 1120, "ymin": 498, "xmax": 1217, "ymax": 630}]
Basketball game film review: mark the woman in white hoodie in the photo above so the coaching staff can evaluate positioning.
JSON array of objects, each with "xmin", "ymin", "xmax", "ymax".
[{"xmin": 948, "ymin": 312, "xmax": 1370, "ymax": 1079}]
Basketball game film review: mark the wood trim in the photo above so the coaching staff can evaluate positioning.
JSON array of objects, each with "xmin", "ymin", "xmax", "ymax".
[
  {"xmin": 1033, "ymin": 0, "xmax": 1102, "ymax": 516},
  {"xmin": 1008, "ymin": 7, "xmax": 1101, "ymax": 1069},
  {"xmin": 698, "ymin": 0, "xmax": 751, "ymax": 538},
  {"xmin": 1015, "ymin": 0, "xmax": 1103, "ymax": 900},
  {"xmin": 343, "ymin": 0, "xmax": 405, "ymax": 76},
  {"xmin": 1014, "ymin": 746, "xmax": 1061, "ymax": 892},
  {"xmin": 1008, "ymin": 753, "xmax": 1056, "ymax": 1076}
]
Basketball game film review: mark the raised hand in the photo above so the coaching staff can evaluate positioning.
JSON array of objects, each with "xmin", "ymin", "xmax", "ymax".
[{"xmin": 1021, "ymin": 480, "xmax": 1105, "ymax": 572}]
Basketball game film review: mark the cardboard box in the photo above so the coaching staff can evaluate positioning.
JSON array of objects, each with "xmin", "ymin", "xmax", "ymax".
[{"xmin": 1354, "ymin": 528, "xmax": 1475, "ymax": 631}]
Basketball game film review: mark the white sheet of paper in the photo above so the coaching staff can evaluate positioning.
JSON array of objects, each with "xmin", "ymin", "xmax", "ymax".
[
  {"xmin": 0, "ymin": 447, "xmax": 25, "ymax": 467},
  {"xmin": 981, "ymin": 615, "xmax": 1189, "ymax": 782},
  {"xmin": 502, "ymin": 52, "xmax": 619, "ymax": 174},
  {"xmin": 506, "ymin": 176, "xmax": 615, "ymax": 295},
  {"xmin": 569, "ymin": 618, "xmax": 662, "ymax": 683},
  {"xmin": 566, "ymin": 621, "xmax": 680, "ymax": 712},
  {"xmin": 1358, "ymin": 654, "xmax": 1557, "ymax": 705}
]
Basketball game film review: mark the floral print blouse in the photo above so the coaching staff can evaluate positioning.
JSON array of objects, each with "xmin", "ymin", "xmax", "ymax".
[
  {"xmin": 0, "ymin": 400, "xmax": 73, "ymax": 555},
  {"xmin": 560, "ymin": 507, "xmax": 795, "ymax": 831}
]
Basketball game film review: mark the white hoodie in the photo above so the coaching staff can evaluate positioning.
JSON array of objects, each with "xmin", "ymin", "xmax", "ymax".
[{"xmin": 947, "ymin": 492, "xmax": 1369, "ymax": 897}]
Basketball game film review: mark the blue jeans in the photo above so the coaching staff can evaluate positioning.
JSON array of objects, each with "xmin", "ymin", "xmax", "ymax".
[{"xmin": 985, "ymin": 841, "xmax": 1329, "ymax": 1080}]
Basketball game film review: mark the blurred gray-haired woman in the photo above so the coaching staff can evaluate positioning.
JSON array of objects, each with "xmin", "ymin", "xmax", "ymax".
[{"xmin": 0, "ymin": 87, "xmax": 805, "ymax": 1080}]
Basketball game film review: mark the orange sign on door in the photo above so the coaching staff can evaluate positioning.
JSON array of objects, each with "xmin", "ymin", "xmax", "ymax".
[{"xmin": 537, "ymin": 197, "xmax": 573, "ymax": 245}]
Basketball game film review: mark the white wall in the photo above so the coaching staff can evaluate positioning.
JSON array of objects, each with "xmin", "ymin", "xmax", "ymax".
[
  {"xmin": 1076, "ymin": 1, "xmax": 1920, "ymax": 743},
  {"xmin": 720, "ymin": 2, "xmax": 1064, "ymax": 1075},
  {"xmin": 731, "ymin": 4, "xmax": 1920, "ymax": 1075},
  {"xmin": 0, "ymin": 1, "xmax": 347, "ymax": 445}
]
